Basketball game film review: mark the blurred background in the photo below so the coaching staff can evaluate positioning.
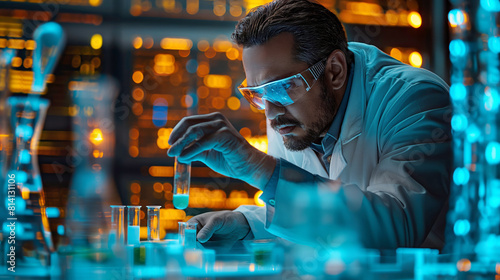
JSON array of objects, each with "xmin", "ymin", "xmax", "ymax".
[{"xmin": 0, "ymin": 0, "xmax": 450, "ymax": 243}]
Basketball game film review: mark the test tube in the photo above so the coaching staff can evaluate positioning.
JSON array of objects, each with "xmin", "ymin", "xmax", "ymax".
[
  {"xmin": 147, "ymin": 206, "xmax": 161, "ymax": 241},
  {"xmin": 110, "ymin": 205, "xmax": 125, "ymax": 246},
  {"xmin": 178, "ymin": 221, "xmax": 197, "ymax": 249},
  {"xmin": 127, "ymin": 206, "xmax": 141, "ymax": 245},
  {"xmin": 173, "ymin": 157, "xmax": 191, "ymax": 209}
]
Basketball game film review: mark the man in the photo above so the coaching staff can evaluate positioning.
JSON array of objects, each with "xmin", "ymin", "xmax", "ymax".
[{"xmin": 168, "ymin": 0, "xmax": 451, "ymax": 249}]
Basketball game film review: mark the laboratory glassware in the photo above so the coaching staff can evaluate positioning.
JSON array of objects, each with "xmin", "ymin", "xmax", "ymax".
[
  {"xmin": 1, "ymin": 97, "xmax": 53, "ymax": 272},
  {"xmin": 147, "ymin": 206, "xmax": 161, "ymax": 241},
  {"xmin": 173, "ymin": 157, "xmax": 191, "ymax": 209},
  {"xmin": 110, "ymin": 205, "xmax": 126, "ymax": 246},
  {"xmin": 178, "ymin": 221, "xmax": 197, "ymax": 249},
  {"xmin": 128, "ymin": 206, "xmax": 141, "ymax": 245},
  {"xmin": 65, "ymin": 76, "xmax": 118, "ymax": 249}
]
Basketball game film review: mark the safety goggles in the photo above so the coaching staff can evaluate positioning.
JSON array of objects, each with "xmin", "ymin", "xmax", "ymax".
[{"xmin": 238, "ymin": 58, "xmax": 326, "ymax": 110}]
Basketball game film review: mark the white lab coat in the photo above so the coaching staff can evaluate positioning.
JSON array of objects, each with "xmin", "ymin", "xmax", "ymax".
[{"xmin": 235, "ymin": 42, "xmax": 451, "ymax": 250}]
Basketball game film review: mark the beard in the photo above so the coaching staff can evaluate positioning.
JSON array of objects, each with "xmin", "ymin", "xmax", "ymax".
[{"xmin": 271, "ymin": 81, "xmax": 337, "ymax": 151}]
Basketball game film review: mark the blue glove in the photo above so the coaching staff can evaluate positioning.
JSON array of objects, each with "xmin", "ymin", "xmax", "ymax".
[{"xmin": 167, "ymin": 112, "xmax": 276, "ymax": 188}]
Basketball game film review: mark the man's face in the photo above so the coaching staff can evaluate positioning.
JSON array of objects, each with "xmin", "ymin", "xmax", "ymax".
[{"xmin": 242, "ymin": 33, "xmax": 336, "ymax": 151}]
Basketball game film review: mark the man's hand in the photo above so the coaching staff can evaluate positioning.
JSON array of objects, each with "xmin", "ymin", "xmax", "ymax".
[
  {"xmin": 167, "ymin": 112, "xmax": 276, "ymax": 189},
  {"xmin": 188, "ymin": 211, "xmax": 251, "ymax": 243}
]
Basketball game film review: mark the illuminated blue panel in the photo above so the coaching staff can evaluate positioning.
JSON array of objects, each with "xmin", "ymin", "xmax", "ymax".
[
  {"xmin": 46, "ymin": 207, "xmax": 60, "ymax": 218},
  {"xmin": 449, "ymin": 40, "xmax": 468, "ymax": 57},
  {"xmin": 15, "ymin": 170, "xmax": 28, "ymax": 183},
  {"xmin": 451, "ymin": 114, "xmax": 468, "ymax": 131},
  {"xmin": 480, "ymin": 0, "xmax": 500, "ymax": 11},
  {"xmin": 486, "ymin": 142, "xmax": 500, "ymax": 164},
  {"xmin": 489, "ymin": 180, "xmax": 500, "ymax": 208},
  {"xmin": 57, "ymin": 225, "xmax": 65, "ymax": 236},
  {"xmin": 19, "ymin": 149, "xmax": 31, "ymax": 164},
  {"xmin": 484, "ymin": 87, "xmax": 500, "ymax": 111},
  {"xmin": 448, "ymin": 9, "xmax": 465, "ymax": 25},
  {"xmin": 3, "ymin": 221, "xmax": 24, "ymax": 236},
  {"xmin": 15, "ymin": 124, "xmax": 33, "ymax": 140},
  {"xmin": 450, "ymin": 84, "xmax": 467, "ymax": 101},
  {"xmin": 454, "ymin": 219, "xmax": 471, "ymax": 236},
  {"xmin": 152, "ymin": 98, "xmax": 168, "ymax": 127},
  {"xmin": 453, "ymin": 167, "xmax": 470, "ymax": 185},
  {"xmin": 489, "ymin": 37, "xmax": 500, "ymax": 53},
  {"xmin": 466, "ymin": 124, "xmax": 481, "ymax": 142}
]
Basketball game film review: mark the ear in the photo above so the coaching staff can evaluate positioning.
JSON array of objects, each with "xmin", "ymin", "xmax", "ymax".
[{"xmin": 324, "ymin": 50, "xmax": 348, "ymax": 91}]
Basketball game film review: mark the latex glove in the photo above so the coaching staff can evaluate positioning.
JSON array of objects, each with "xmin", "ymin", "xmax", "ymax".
[
  {"xmin": 167, "ymin": 112, "xmax": 276, "ymax": 189},
  {"xmin": 188, "ymin": 211, "xmax": 251, "ymax": 243}
]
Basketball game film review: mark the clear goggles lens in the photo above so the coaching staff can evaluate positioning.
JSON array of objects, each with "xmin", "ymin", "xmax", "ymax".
[
  {"xmin": 238, "ymin": 75, "xmax": 306, "ymax": 110},
  {"xmin": 237, "ymin": 58, "xmax": 326, "ymax": 110}
]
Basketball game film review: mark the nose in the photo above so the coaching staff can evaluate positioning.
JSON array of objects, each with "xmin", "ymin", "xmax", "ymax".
[{"xmin": 265, "ymin": 100, "xmax": 285, "ymax": 120}]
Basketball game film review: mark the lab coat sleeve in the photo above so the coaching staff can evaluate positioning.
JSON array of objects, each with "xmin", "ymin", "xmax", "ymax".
[
  {"xmin": 264, "ymin": 82, "xmax": 452, "ymax": 249},
  {"xmin": 232, "ymin": 120, "xmax": 285, "ymax": 240},
  {"xmin": 234, "ymin": 205, "xmax": 277, "ymax": 239}
]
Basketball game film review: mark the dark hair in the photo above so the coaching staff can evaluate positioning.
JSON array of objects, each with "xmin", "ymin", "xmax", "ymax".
[{"xmin": 231, "ymin": 0, "xmax": 352, "ymax": 67}]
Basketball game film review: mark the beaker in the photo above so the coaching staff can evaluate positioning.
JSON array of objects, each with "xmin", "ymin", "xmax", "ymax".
[
  {"xmin": 1, "ymin": 96, "xmax": 53, "ymax": 271},
  {"xmin": 173, "ymin": 157, "xmax": 191, "ymax": 209},
  {"xmin": 147, "ymin": 206, "xmax": 161, "ymax": 241},
  {"xmin": 178, "ymin": 221, "xmax": 197, "ymax": 249},
  {"xmin": 110, "ymin": 205, "xmax": 126, "ymax": 246},
  {"xmin": 127, "ymin": 206, "xmax": 141, "ymax": 245}
]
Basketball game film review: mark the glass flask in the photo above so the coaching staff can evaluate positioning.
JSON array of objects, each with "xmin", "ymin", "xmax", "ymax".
[
  {"xmin": 63, "ymin": 75, "xmax": 118, "ymax": 249},
  {"xmin": 1, "ymin": 96, "xmax": 53, "ymax": 274},
  {"xmin": 58, "ymin": 76, "xmax": 121, "ymax": 280}
]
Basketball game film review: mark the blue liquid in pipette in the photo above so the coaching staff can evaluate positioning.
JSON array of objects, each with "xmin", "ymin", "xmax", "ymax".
[{"xmin": 173, "ymin": 194, "xmax": 189, "ymax": 209}]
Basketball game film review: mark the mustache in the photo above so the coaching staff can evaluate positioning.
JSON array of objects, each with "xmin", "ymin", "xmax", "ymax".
[{"xmin": 270, "ymin": 116, "xmax": 301, "ymax": 129}]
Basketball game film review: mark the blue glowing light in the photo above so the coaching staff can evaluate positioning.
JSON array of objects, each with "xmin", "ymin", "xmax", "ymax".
[
  {"xmin": 481, "ymin": 0, "xmax": 500, "ymax": 11},
  {"xmin": 487, "ymin": 69, "xmax": 500, "ymax": 84},
  {"xmin": 453, "ymin": 167, "xmax": 470, "ymax": 185},
  {"xmin": 489, "ymin": 37, "xmax": 500, "ymax": 53},
  {"xmin": 186, "ymin": 59, "xmax": 198, "ymax": 74},
  {"xmin": 152, "ymin": 98, "xmax": 168, "ymax": 127},
  {"xmin": 3, "ymin": 221, "xmax": 24, "ymax": 236},
  {"xmin": 486, "ymin": 142, "xmax": 500, "ymax": 164},
  {"xmin": 15, "ymin": 124, "xmax": 33, "ymax": 140},
  {"xmin": 451, "ymin": 114, "xmax": 468, "ymax": 131},
  {"xmin": 450, "ymin": 84, "xmax": 467, "ymax": 101},
  {"xmin": 489, "ymin": 180, "xmax": 500, "ymax": 208},
  {"xmin": 449, "ymin": 40, "xmax": 468, "ymax": 57},
  {"xmin": 46, "ymin": 207, "xmax": 60, "ymax": 218},
  {"xmin": 466, "ymin": 124, "xmax": 481, "ymax": 142},
  {"xmin": 484, "ymin": 87, "xmax": 500, "ymax": 111},
  {"xmin": 16, "ymin": 170, "xmax": 28, "ymax": 183},
  {"xmin": 57, "ymin": 225, "xmax": 65, "ymax": 235},
  {"xmin": 448, "ymin": 9, "xmax": 465, "ymax": 26},
  {"xmin": 454, "ymin": 219, "xmax": 471, "ymax": 236},
  {"xmin": 19, "ymin": 149, "xmax": 31, "ymax": 164}
]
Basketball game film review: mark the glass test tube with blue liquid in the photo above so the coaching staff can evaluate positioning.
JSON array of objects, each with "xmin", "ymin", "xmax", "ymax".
[
  {"xmin": 178, "ymin": 221, "xmax": 197, "ymax": 249},
  {"xmin": 173, "ymin": 157, "xmax": 191, "ymax": 209},
  {"xmin": 127, "ymin": 206, "xmax": 141, "ymax": 245}
]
